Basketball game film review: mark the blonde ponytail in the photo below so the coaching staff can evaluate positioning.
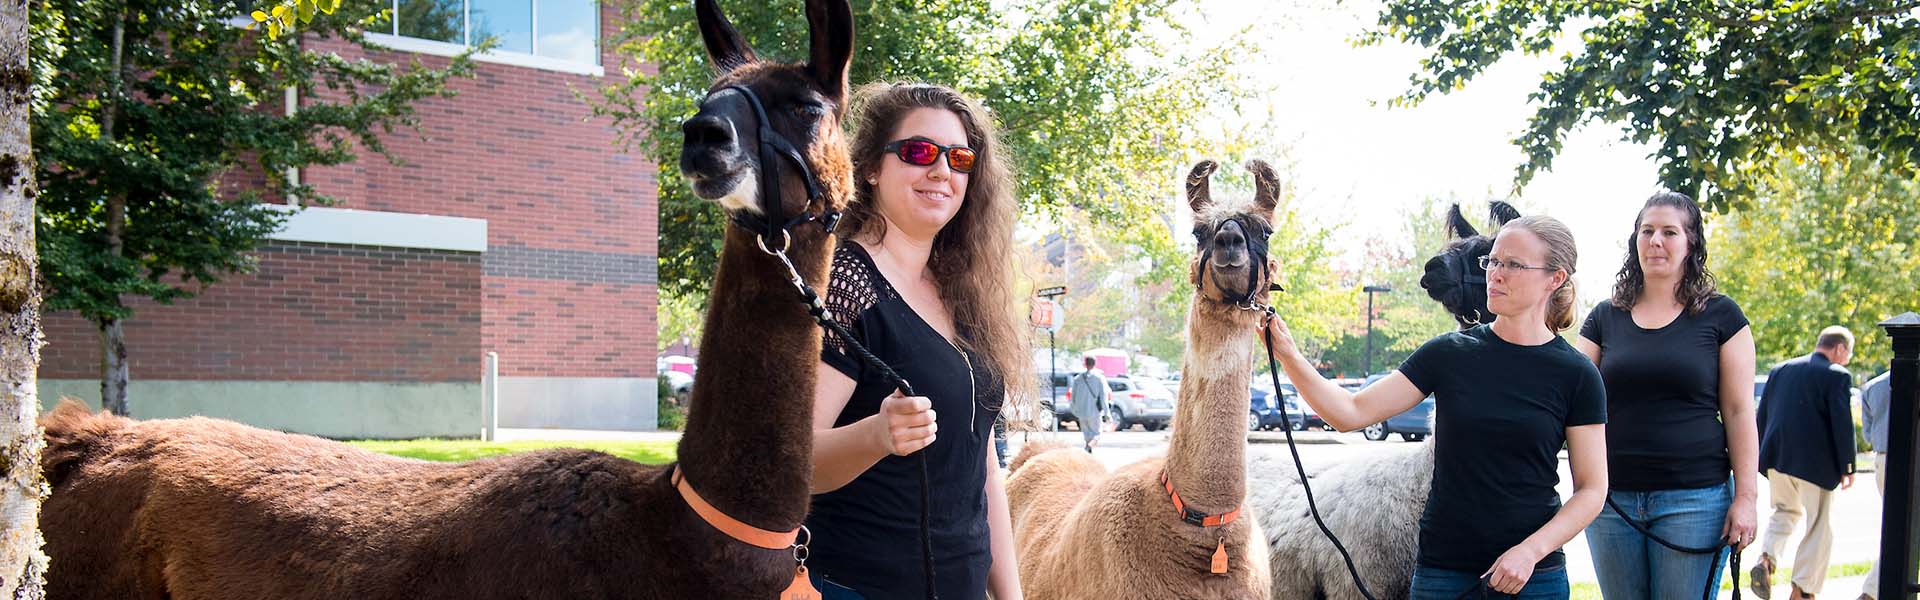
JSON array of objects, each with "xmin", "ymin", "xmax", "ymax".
[
  {"xmin": 1548, "ymin": 279, "xmax": 1577, "ymax": 333},
  {"xmin": 1503, "ymin": 215, "xmax": 1580, "ymax": 332}
]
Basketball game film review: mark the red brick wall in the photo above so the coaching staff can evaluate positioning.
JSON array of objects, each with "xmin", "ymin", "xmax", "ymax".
[
  {"xmin": 298, "ymin": 2, "xmax": 656, "ymax": 379},
  {"xmin": 40, "ymin": 3, "xmax": 656, "ymax": 384},
  {"xmin": 41, "ymin": 241, "xmax": 482, "ymax": 382}
]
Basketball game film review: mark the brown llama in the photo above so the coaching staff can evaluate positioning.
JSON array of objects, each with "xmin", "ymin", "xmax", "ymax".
[
  {"xmin": 1007, "ymin": 160, "xmax": 1281, "ymax": 600},
  {"xmin": 34, "ymin": 1, "xmax": 856, "ymax": 598},
  {"xmin": 1250, "ymin": 201, "xmax": 1520, "ymax": 600}
]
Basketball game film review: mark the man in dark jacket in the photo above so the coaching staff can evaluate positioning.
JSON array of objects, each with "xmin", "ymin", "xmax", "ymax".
[{"xmin": 1752, "ymin": 326, "xmax": 1858, "ymax": 600}]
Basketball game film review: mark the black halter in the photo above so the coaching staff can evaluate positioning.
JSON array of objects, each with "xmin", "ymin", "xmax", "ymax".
[
  {"xmin": 1451, "ymin": 249, "xmax": 1488, "ymax": 326},
  {"xmin": 1194, "ymin": 214, "xmax": 1281, "ymax": 306},
  {"xmin": 711, "ymin": 84, "xmax": 840, "ymax": 249}
]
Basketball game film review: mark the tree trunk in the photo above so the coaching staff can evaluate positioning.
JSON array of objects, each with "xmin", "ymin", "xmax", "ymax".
[
  {"xmin": 98, "ymin": 319, "xmax": 127, "ymax": 416},
  {"xmin": 96, "ymin": 9, "xmax": 129, "ymax": 416},
  {"xmin": 0, "ymin": 0, "xmax": 52, "ymax": 595}
]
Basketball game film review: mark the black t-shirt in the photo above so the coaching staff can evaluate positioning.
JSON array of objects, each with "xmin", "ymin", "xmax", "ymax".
[
  {"xmin": 806, "ymin": 243, "xmax": 1001, "ymax": 599},
  {"xmin": 1397, "ymin": 325, "xmax": 1607, "ymax": 572},
  {"xmin": 1580, "ymin": 295, "xmax": 1749, "ymax": 491}
]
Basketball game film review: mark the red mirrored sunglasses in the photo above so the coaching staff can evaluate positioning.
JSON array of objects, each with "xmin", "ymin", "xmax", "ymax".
[{"xmin": 882, "ymin": 139, "xmax": 976, "ymax": 174}]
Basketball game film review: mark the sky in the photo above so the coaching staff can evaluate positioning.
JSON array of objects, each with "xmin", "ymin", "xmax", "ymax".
[{"xmin": 1183, "ymin": 0, "xmax": 1669, "ymax": 298}]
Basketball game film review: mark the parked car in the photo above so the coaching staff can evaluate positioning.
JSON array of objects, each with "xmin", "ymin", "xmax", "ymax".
[
  {"xmin": 1359, "ymin": 372, "xmax": 1433, "ymax": 442},
  {"xmin": 1108, "ymin": 375, "xmax": 1176, "ymax": 431},
  {"xmin": 1248, "ymin": 384, "xmax": 1305, "ymax": 431},
  {"xmin": 1034, "ymin": 373, "xmax": 1074, "ymax": 430}
]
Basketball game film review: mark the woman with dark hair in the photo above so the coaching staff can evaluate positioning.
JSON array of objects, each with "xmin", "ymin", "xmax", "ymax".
[
  {"xmin": 804, "ymin": 82, "xmax": 1029, "ymax": 600},
  {"xmin": 1577, "ymin": 191, "xmax": 1758, "ymax": 600},
  {"xmin": 1266, "ymin": 215, "xmax": 1608, "ymax": 599}
]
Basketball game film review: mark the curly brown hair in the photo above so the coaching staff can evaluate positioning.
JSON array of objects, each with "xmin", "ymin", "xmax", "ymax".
[
  {"xmin": 841, "ymin": 82, "xmax": 1030, "ymax": 406},
  {"xmin": 1610, "ymin": 191, "xmax": 1720, "ymax": 313}
]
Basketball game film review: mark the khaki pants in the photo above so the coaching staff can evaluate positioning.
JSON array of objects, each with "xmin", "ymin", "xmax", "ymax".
[
  {"xmin": 1760, "ymin": 469, "xmax": 1837, "ymax": 595},
  {"xmin": 1864, "ymin": 453, "xmax": 1887, "ymax": 599}
]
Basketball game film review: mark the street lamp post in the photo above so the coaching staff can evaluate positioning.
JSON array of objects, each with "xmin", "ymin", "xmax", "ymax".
[{"xmin": 1363, "ymin": 284, "xmax": 1393, "ymax": 376}]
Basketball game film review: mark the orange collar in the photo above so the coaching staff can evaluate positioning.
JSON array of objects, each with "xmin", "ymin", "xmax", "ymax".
[
  {"xmin": 672, "ymin": 466, "xmax": 799, "ymax": 550},
  {"xmin": 1161, "ymin": 470, "xmax": 1241, "ymax": 527}
]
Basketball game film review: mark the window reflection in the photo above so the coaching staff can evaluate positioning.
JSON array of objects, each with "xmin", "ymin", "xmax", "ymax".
[
  {"xmin": 470, "ymin": 0, "xmax": 533, "ymax": 55},
  {"xmin": 383, "ymin": 0, "xmax": 600, "ymax": 66},
  {"xmin": 536, "ymin": 0, "xmax": 598, "ymax": 65},
  {"xmin": 396, "ymin": 0, "xmax": 461, "ymax": 43}
]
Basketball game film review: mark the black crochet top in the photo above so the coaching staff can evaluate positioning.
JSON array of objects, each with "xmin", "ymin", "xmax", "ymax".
[{"xmin": 804, "ymin": 242, "xmax": 1002, "ymax": 599}]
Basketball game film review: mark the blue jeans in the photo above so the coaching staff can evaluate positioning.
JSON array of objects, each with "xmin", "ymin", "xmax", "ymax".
[
  {"xmin": 807, "ymin": 570, "xmax": 867, "ymax": 600},
  {"xmin": 1585, "ymin": 479, "xmax": 1732, "ymax": 600},
  {"xmin": 1410, "ymin": 565, "xmax": 1568, "ymax": 599}
]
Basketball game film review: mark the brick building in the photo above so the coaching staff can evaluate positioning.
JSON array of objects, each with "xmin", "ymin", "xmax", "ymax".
[{"xmin": 38, "ymin": 1, "xmax": 660, "ymax": 437}]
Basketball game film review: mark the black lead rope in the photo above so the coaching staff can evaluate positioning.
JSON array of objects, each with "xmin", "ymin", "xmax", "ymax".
[
  {"xmin": 1260, "ymin": 312, "xmax": 1381, "ymax": 600},
  {"xmin": 705, "ymin": 83, "xmax": 936, "ymax": 600},
  {"xmin": 791, "ymin": 262, "xmax": 938, "ymax": 600},
  {"xmin": 1439, "ymin": 479, "xmax": 1740, "ymax": 599},
  {"xmin": 1603, "ymin": 497, "xmax": 1741, "ymax": 600}
]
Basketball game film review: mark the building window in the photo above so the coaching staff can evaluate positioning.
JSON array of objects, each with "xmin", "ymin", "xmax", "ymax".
[{"xmin": 379, "ymin": 0, "xmax": 598, "ymax": 66}]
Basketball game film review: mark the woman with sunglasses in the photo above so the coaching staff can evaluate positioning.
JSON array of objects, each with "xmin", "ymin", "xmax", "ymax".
[
  {"xmin": 804, "ymin": 82, "xmax": 1028, "ymax": 600},
  {"xmin": 1575, "ymin": 191, "xmax": 1757, "ymax": 600},
  {"xmin": 1263, "ymin": 215, "xmax": 1608, "ymax": 599}
]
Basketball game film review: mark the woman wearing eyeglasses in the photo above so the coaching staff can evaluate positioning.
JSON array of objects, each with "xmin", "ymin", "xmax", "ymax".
[
  {"xmin": 803, "ymin": 82, "xmax": 1028, "ymax": 600},
  {"xmin": 1263, "ymin": 215, "xmax": 1608, "ymax": 599},
  {"xmin": 1575, "ymin": 191, "xmax": 1757, "ymax": 600}
]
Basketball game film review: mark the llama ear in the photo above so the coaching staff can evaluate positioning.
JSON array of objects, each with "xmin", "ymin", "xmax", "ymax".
[
  {"xmin": 805, "ymin": 0, "xmax": 854, "ymax": 100},
  {"xmin": 1444, "ymin": 203, "xmax": 1478, "ymax": 239},
  {"xmin": 1186, "ymin": 160, "xmax": 1218, "ymax": 214},
  {"xmin": 696, "ymin": 0, "xmax": 758, "ymax": 71},
  {"xmin": 1246, "ymin": 159, "xmax": 1280, "ymax": 215},
  {"xmin": 1488, "ymin": 200, "xmax": 1521, "ymax": 227}
]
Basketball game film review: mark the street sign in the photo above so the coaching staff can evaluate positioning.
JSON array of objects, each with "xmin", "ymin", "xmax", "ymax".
[
  {"xmin": 1034, "ymin": 285, "xmax": 1067, "ymax": 298},
  {"xmin": 1030, "ymin": 298, "xmax": 1064, "ymax": 332}
]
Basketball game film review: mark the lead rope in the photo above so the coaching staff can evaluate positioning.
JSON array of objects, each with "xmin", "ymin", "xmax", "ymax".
[
  {"xmin": 768, "ymin": 246, "xmax": 940, "ymax": 600},
  {"xmin": 1603, "ymin": 498, "xmax": 1741, "ymax": 600},
  {"xmin": 1258, "ymin": 307, "xmax": 1380, "ymax": 600}
]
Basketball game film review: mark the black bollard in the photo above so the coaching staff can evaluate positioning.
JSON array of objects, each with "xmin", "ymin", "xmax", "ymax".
[{"xmin": 1879, "ymin": 312, "xmax": 1920, "ymax": 599}]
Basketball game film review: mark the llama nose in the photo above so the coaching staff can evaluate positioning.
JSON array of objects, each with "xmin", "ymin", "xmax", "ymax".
[
  {"xmin": 681, "ymin": 115, "xmax": 737, "ymax": 151},
  {"xmin": 1213, "ymin": 228, "xmax": 1245, "ymax": 251}
]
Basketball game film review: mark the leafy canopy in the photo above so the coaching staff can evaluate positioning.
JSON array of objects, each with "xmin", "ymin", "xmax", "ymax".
[{"xmin": 1364, "ymin": 1, "xmax": 1920, "ymax": 212}]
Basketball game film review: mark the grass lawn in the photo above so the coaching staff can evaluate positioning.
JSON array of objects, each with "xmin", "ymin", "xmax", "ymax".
[
  {"xmin": 1567, "ymin": 559, "xmax": 1872, "ymax": 599},
  {"xmin": 347, "ymin": 439, "xmax": 678, "ymax": 465}
]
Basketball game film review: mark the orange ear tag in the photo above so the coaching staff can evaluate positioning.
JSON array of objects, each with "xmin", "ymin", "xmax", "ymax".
[
  {"xmin": 1210, "ymin": 538, "xmax": 1229, "ymax": 575},
  {"xmin": 783, "ymin": 566, "xmax": 821, "ymax": 600}
]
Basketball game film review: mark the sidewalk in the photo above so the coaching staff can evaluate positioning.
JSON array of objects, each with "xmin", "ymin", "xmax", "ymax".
[
  {"xmin": 1728, "ymin": 574, "xmax": 1873, "ymax": 600},
  {"xmin": 492, "ymin": 427, "xmax": 683, "ymax": 442}
]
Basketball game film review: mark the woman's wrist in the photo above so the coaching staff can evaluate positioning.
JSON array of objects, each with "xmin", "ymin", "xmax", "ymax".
[{"xmin": 861, "ymin": 413, "xmax": 890, "ymax": 457}]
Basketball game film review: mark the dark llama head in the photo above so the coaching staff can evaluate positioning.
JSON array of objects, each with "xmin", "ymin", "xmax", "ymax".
[
  {"xmin": 1186, "ymin": 159, "xmax": 1283, "ymax": 305},
  {"xmin": 680, "ymin": 0, "xmax": 854, "ymax": 222},
  {"xmin": 1419, "ymin": 200, "xmax": 1520, "ymax": 329}
]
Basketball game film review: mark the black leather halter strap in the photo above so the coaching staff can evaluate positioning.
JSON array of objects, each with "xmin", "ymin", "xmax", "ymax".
[
  {"xmin": 711, "ymin": 84, "xmax": 840, "ymax": 250},
  {"xmin": 1452, "ymin": 249, "xmax": 1487, "ymax": 325},
  {"xmin": 1194, "ymin": 215, "xmax": 1281, "ymax": 306}
]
